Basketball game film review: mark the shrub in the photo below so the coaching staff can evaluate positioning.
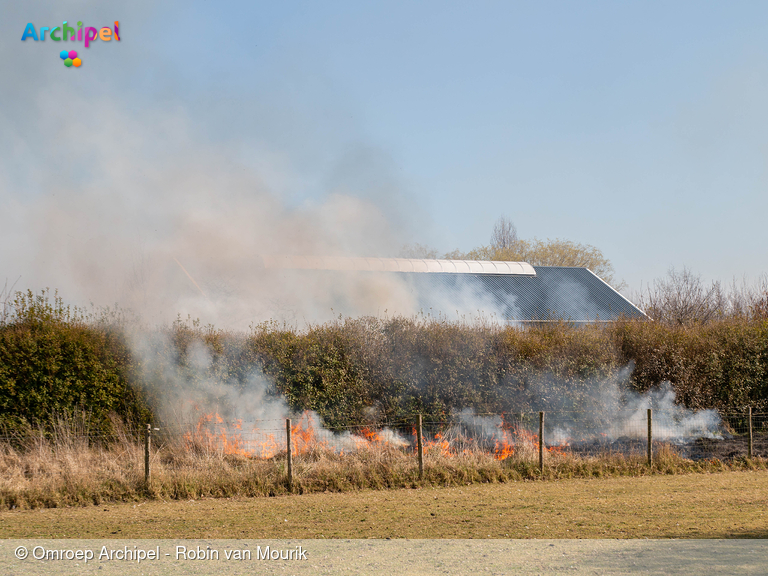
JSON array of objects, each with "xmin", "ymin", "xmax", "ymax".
[
  {"xmin": 2, "ymin": 289, "xmax": 768, "ymax": 434},
  {"xmin": 0, "ymin": 290, "xmax": 150, "ymax": 434}
]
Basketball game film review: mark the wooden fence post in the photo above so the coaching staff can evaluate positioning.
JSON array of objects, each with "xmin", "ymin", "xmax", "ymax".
[
  {"xmin": 286, "ymin": 419, "xmax": 293, "ymax": 491},
  {"xmin": 144, "ymin": 424, "xmax": 151, "ymax": 486},
  {"xmin": 647, "ymin": 409, "xmax": 653, "ymax": 467},
  {"xmin": 748, "ymin": 407, "xmax": 753, "ymax": 459},
  {"xmin": 417, "ymin": 414, "xmax": 424, "ymax": 479},
  {"xmin": 538, "ymin": 411, "xmax": 544, "ymax": 473}
]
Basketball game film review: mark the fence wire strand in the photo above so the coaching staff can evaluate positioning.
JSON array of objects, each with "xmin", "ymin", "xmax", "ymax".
[{"xmin": 2, "ymin": 411, "xmax": 766, "ymax": 461}]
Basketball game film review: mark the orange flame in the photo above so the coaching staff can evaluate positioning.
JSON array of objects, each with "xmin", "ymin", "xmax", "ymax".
[
  {"xmin": 184, "ymin": 412, "xmax": 282, "ymax": 458},
  {"xmin": 184, "ymin": 410, "xmax": 410, "ymax": 459},
  {"xmin": 182, "ymin": 410, "xmax": 572, "ymax": 461},
  {"xmin": 424, "ymin": 432, "xmax": 451, "ymax": 456}
]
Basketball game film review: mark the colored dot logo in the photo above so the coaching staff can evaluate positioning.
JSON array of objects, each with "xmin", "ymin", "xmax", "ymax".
[{"xmin": 59, "ymin": 49, "xmax": 81, "ymax": 68}]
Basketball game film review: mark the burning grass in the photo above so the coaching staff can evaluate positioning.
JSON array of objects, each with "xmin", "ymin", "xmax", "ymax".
[{"xmin": 1, "ymin": 416, "xmax": 765, "ymax": 511}]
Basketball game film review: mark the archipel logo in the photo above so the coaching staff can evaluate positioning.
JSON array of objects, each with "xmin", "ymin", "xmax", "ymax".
[
  {"xmin": 60, "ymin": 50, "xmax": 81, "ymax": 68},
  {"xmin": 21, "ymin": 21, "xmax": 120, "ymax": 68}
]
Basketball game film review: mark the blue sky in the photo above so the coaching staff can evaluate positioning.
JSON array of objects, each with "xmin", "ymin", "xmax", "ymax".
[{"xmin": 4, "ymin": 1, "xmax": 768, "ymax": 311}]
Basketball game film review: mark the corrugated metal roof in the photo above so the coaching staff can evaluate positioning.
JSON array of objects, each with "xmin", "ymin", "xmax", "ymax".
[
  {"xmin": 262, "ymin": 255, "xmax": 536, "ymax": 275},
  {"xmin": 264, "ymin": 257, "xmax": 645, "ymax": 322},
  {"xmin": 399, "ymin": 267, "xmax": 645, "ymax": 322}
]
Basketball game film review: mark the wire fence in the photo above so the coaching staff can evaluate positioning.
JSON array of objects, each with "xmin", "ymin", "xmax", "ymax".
[
  {"xmin": 3, "ymin": 409, "xmax": 765, "ymax": 471},
  {"xmin": 146, "ymin": 408, "xmax": 767, "ymax": 464}
]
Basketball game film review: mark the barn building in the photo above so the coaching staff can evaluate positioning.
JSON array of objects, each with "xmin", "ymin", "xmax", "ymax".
[{"xmin": 262, "ymin": 256, "xmax": 646, "ymax": 323}]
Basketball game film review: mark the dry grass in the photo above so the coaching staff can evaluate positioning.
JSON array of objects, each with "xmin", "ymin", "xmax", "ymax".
[
  {"xmin": 1, "ymin": 423, "xmax": 765, "ymax": 511},
  {"xmin": 3, "ymin": 471, "xmax": 768, "ymax": 539}
]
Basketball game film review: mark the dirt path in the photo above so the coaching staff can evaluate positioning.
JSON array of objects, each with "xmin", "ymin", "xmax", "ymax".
[{"xmin": 2, "ymin": 539, "xmax": 768, "ymax": 576}]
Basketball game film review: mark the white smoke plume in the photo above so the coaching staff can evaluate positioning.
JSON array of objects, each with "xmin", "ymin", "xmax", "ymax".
[
  {"xmin": 130, "ymin": 328, "xmax": 411, "ymax": 454},
  {"xmin": 452, "ymin": 366, "xmax": 724, "ymax": 450},
  {"xmin": 540, "ymin": 368, "xmax": 723, "ymax": 443},
  {"xmin": 3, "ymin": 3, "xmax": 443, "ymax": 331},
  {"xmin": 130, "ymin": 331, "xmax": 290, "ymax": 428},
  {"xmin": 406, "ymin": 274, "xmax": 519, "ymax": 325}
]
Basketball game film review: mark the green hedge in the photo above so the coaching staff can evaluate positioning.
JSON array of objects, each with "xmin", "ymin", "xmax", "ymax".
[
  {"xmin": 250, "ymin": 317, "xmax": 768, "ymax": 424},
  {"xmin": 0, "ymin": 291, "xmax": 150, "ymax": 434},
  {"xmin": 2, "ymin": 290, "xmax": 767, "ymax": 432}
]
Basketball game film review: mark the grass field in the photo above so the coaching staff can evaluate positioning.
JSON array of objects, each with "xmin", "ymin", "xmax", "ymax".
[{"xmin": 2, "ymin": 470, "xmax": 766, "ymax": 539}]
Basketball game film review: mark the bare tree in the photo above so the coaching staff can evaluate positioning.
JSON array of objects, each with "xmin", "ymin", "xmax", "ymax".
[
  {"xmin": 726, "ymin": 275, "xmax": 768, "ymax": 319},
  {"xmin": 636, "ymin": 270, "xmax": 768, "ymax": 324},
  {"xmin": 638, "ymin": 267, "xmax": 724, "ymax": 325},
  {"xmin": 490, "ymin": 216, "xmax": 518, "ymax": 250},
  {"xmin": 447, "ymin": 218, "xmax": 620, "ymax": 286},
  {"xmin": 753, "ymin": 290, "xmax": 768, "ymax": 320},
  {"xmin": 0, "ymin": 277, "xmax": 20, "ymax": 326}
]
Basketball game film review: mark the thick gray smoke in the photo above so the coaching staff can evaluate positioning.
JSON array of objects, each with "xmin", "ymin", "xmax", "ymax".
[
  {"xmin": 545, "ymin": 379, "xmax": 723, "ymax": 444},
  {"xmin": 130, "ymin": 329, "xmax": 410, "ymax": 455},
  {"xmin": 408, "ymin": 274, "xmax": 519, "ymax": 324},
  {"xmin": 134, "ymin": 326, "xmax": 722, "ymax": 457},
  {"xmin": 607, "ymin": 381, "xmax": 722, "ymax": 441},
  {"xmin": 130, "ymin": 331, "xmax": 290, "ymax": 428},
  {"xmin": 542, "ymin": 366, "xmax": 723, "ymax": 442},
  {"xmin": 2, "ymin": 112, "xmax": 424, "ymax": 329},
  {"xmin": 452, "ymin": 366, "xmax": 723, "ymax": 452},
  {"xmin": 3, "ymin": 2, "xmax": 441, "ymax": 331}
]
